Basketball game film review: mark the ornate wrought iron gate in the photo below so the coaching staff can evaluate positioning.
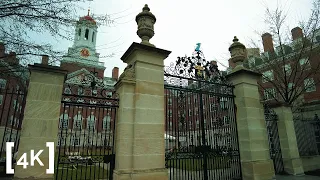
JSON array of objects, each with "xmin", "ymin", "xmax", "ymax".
[
  {"xmin": 56, "ymin": 73, "xmax": 118, "ymax": 180},
  {"xmin": 0, "ymin": 85, "xmax": 27, "ymax": 177},
  {"xmin": 264, "ymin": 106, "xmax": 284, "ymax": 174},
  {"xmin": 164, "ymin": 50, "xmax": 242, "ymax": 180}
]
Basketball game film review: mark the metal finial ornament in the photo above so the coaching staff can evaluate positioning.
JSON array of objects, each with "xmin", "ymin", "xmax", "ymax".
[
  {"xmin": 87, "ymin": 9, "xmax": 90, "ymax": 16},
  {"xmin": 233, "ymin": 36, "xmax": 239, "ymax": 42},
  {"xmin": 195, "ymin": 43, "xmax": 201, "ymax": 52},
  {"xmin": 164, "ymin": 45, "xmax": 228, "ymax": 83}
]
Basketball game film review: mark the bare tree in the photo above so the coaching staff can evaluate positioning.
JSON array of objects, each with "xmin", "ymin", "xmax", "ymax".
[
  {"xmin": 0, "ymin": 0, "xmax": 129, "ymax": 75},
  {"xmin": 245, "ymin": 0, "xmax": 320, "ymax": 109}
]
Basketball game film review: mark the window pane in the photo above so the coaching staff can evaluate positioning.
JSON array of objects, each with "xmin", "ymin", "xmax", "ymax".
[{"xmin": 85, "ymin": 29, "xmax": 89, "ymax": 40}]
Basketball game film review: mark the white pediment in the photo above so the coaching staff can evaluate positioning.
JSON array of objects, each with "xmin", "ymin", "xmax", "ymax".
[{"xmin": 65, "ymin": 68, "xmax": 115, "ymax": 90}]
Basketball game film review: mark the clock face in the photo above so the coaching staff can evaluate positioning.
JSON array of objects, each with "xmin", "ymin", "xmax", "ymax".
[{"xmin": 80, "ymin": 48, "xmax": 90, "ymax": 57}]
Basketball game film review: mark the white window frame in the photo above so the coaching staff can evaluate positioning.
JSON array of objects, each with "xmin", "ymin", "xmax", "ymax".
[
  {"xmin": 57, "ymin": 135, "xmax": 65, "ymax": 146},
  {"xmin": 262, "ymin": 70, "xmax": 274, "ymax": 83},
  {"xmin": 220, "ymin": 97, "xmax": 228, "ymax": 109},
  {"xmin": 87, "ymin": 114, "xmax": 96, "ymax": 131},
  {"xmin": 73, "ymin": 112, "xmax": 82, "ymax": 130},
  {"xmin": 87, "ymin": 135, "xmax": 93, "ymax": 146},
  {"xmin": 169, "ymin": 121, "xmax": 173, "ymax": 128},
  {"xmin": 168, "ymin": 98, "xmax": 172, "ymax": 105},
  {"xmin": 59, "ymin": 113, "xmax": 69, "ymax": 129},
  {"xmin": 304, "ymin": 78, "xmax": 316, "ymax": 92},
  {"xmin": 0, "ymin": 79, "xmax": 7, "ymax": 89},
  {"xmin": 210, "ymin": 103, "xmax": 217, "ymax": 112},
  {"xmin": 9, "ymin": 116, "xmax": 13, "ymax": 126},
  {"xmin": 264, "ymin": 88, "xmax": 276, "ymax": 100},
  {"xmin": 223, "ymin": 116, "xmax": 230, "ymax": 125},
  {"xmin": 103, "ymin": 115, "xmax": 111, "ymax": 131},
  {"xmin": 71, "ymin": 135, "xmax": 80, "ymax": 146}
]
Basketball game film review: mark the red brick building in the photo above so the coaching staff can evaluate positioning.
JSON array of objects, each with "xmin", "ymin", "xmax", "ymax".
[
  {"xmin": 0, "ymin": 43, "xmax": 29, "ymax": 152},
  {"xmin": 228, "ymin": 27, "xmax": 320, "ymax": 117}
]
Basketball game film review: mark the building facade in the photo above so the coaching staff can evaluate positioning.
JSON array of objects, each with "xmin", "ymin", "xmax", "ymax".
[
  {"xmin": 164, "ymin": 60, "xmax": 236, "ymax": 151},
  {"xmin": 0, "ymin": 44, "xmax": 29, "ymax": 153},
  {"xmin": 228, "ymin": 27, "xmax": 320, "ymax": 118},
  {"xmin": 57, "ymin": 12, "xmax": 119, "ymax": 153}
]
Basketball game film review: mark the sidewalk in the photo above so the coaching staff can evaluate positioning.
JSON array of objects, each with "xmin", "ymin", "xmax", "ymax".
[{"xmin": 276, "ymin": 175, "xmax": 320, "ymax": 180}]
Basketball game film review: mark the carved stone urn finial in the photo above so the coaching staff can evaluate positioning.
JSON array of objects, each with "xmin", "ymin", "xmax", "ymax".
[
  {"xmin": 135, "ymin": 4, "xmax": 156, "ymax": 47},
  {"xmin": 228, "ymin": 36, "xmax": 247, "ymax": 68}
]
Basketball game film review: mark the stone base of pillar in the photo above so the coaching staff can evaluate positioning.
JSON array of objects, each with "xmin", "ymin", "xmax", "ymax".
[
  {"xmin": 283, "ymin": 158, "xmax": 305, "ymax": 175},
  {"xmin": 242, "ymin": 159, "xmax": 276, "ymax": 180},
  {"xmin": 113, "ymin": 168, "xmax": 168, "ymax": 180}
]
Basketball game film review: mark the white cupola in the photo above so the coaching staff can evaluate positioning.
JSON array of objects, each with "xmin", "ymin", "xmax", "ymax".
[
  {"xmin": 61, "ymin": 10, "xmax": 104, "ymax": 69},
  {"xmin": 73, "ymin": 9, "xmax": 98, "ymax": 50}
]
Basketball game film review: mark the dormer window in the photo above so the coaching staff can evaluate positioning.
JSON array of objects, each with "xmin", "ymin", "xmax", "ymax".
[{"xmin": 85, "ymin": 29, "xmax": 89, "ymax": 40}]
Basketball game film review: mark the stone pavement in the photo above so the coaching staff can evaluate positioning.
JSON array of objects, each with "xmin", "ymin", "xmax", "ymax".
[{"xmin": 276, "ymin": 175, "xmax": 320, "ymax": 180}]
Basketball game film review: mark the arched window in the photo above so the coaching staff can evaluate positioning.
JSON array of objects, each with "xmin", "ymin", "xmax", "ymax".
[
  {"xmin": 84, "ymin": 29, "xmax": 89, "ymax": 40},
  {"xmin": 73, "ymin": 111, "xmax": 83, "ymax": 130},
  {"xmin": 87, "ymin": 112, "xmax": 96, "ymax": 131},
  {"xmin": 103, "ymin": 115, "xmax": 111, "ymax": 131},
  {"xmin": 78, "ymin": 28, "xmax": 81, "ymax": 40},
  {"xmin": 59, "ymin": 110, "xmax": 69, "ymax": 129},
  {"xmin": 92, "ymin": 31, "xmax": 95, "ymax": 42}
]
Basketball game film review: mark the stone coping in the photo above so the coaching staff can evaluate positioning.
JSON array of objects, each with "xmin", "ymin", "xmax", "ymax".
[
  {"xmin": 29, "ymin": 63, "xmax": 68, "ymax": 75},
  {"xmin": 121, "ymin": 42, "xmax": 171, "ymax": 61}
]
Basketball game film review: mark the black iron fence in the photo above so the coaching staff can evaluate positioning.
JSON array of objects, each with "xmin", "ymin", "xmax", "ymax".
[
  {"xmin": 0, "ymin": 86, "xmax": 27, "ymax": 177},
  {"xmin": 293, "ymin": 114, "xmax": 320, "ymax": 156},
  {"xmin": 264, "ymin": 105, "xmax": 285, "ymax": 174}
]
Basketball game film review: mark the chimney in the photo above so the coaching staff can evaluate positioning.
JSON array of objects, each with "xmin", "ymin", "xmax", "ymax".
[
  {"xmin": 41, "ymin": 55, "xmax": 49, "ymax": 65},
  {"xmin": 210, "ymin": 60, "xmax": 217, "ymax": 66},
  {"xmin": 112, "ymin": 67, "xmax": 119, "ymax": 80},
  {"xmin": 0, "ymin": 43, "xmax": 5, "ymax": 58},
  {"xmin": 262, "ymin": 33, "xmax": 274, "ymax": 53},
  {"xmin": 291, "ymin": 27, "xmax": 303, "ymax": 40}
]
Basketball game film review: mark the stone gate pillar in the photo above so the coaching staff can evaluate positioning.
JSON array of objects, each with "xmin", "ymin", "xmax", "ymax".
[
  {"xmin": 113, "ymin": 4, "xmax": 171, "ymax": 180},
  {"xmin": 14, "ymin": 58, "xmax": 67, "ymax": 179},
  {"xmin": 273, "ymin": 106, "xmax": 304, "ymax": 175},
  {"xmin": 226, "ymin": 37, "xmax": 275, "ymax": 180}
]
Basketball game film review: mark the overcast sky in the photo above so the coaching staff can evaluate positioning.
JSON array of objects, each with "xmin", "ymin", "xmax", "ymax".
[{"xmin": 50, "ymin": 0, "xmax": 313, "ymax": 77}]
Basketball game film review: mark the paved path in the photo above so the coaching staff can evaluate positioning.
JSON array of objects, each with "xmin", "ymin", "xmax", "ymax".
[{"xmin": 276, "ymin": 175, "xmax": 320, "ymax": 180}]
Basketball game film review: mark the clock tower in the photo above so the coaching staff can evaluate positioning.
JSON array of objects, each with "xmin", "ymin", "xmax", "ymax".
[{"xmin": 61, "ymin": 10, "xmax": 105, "ymax": 75}]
